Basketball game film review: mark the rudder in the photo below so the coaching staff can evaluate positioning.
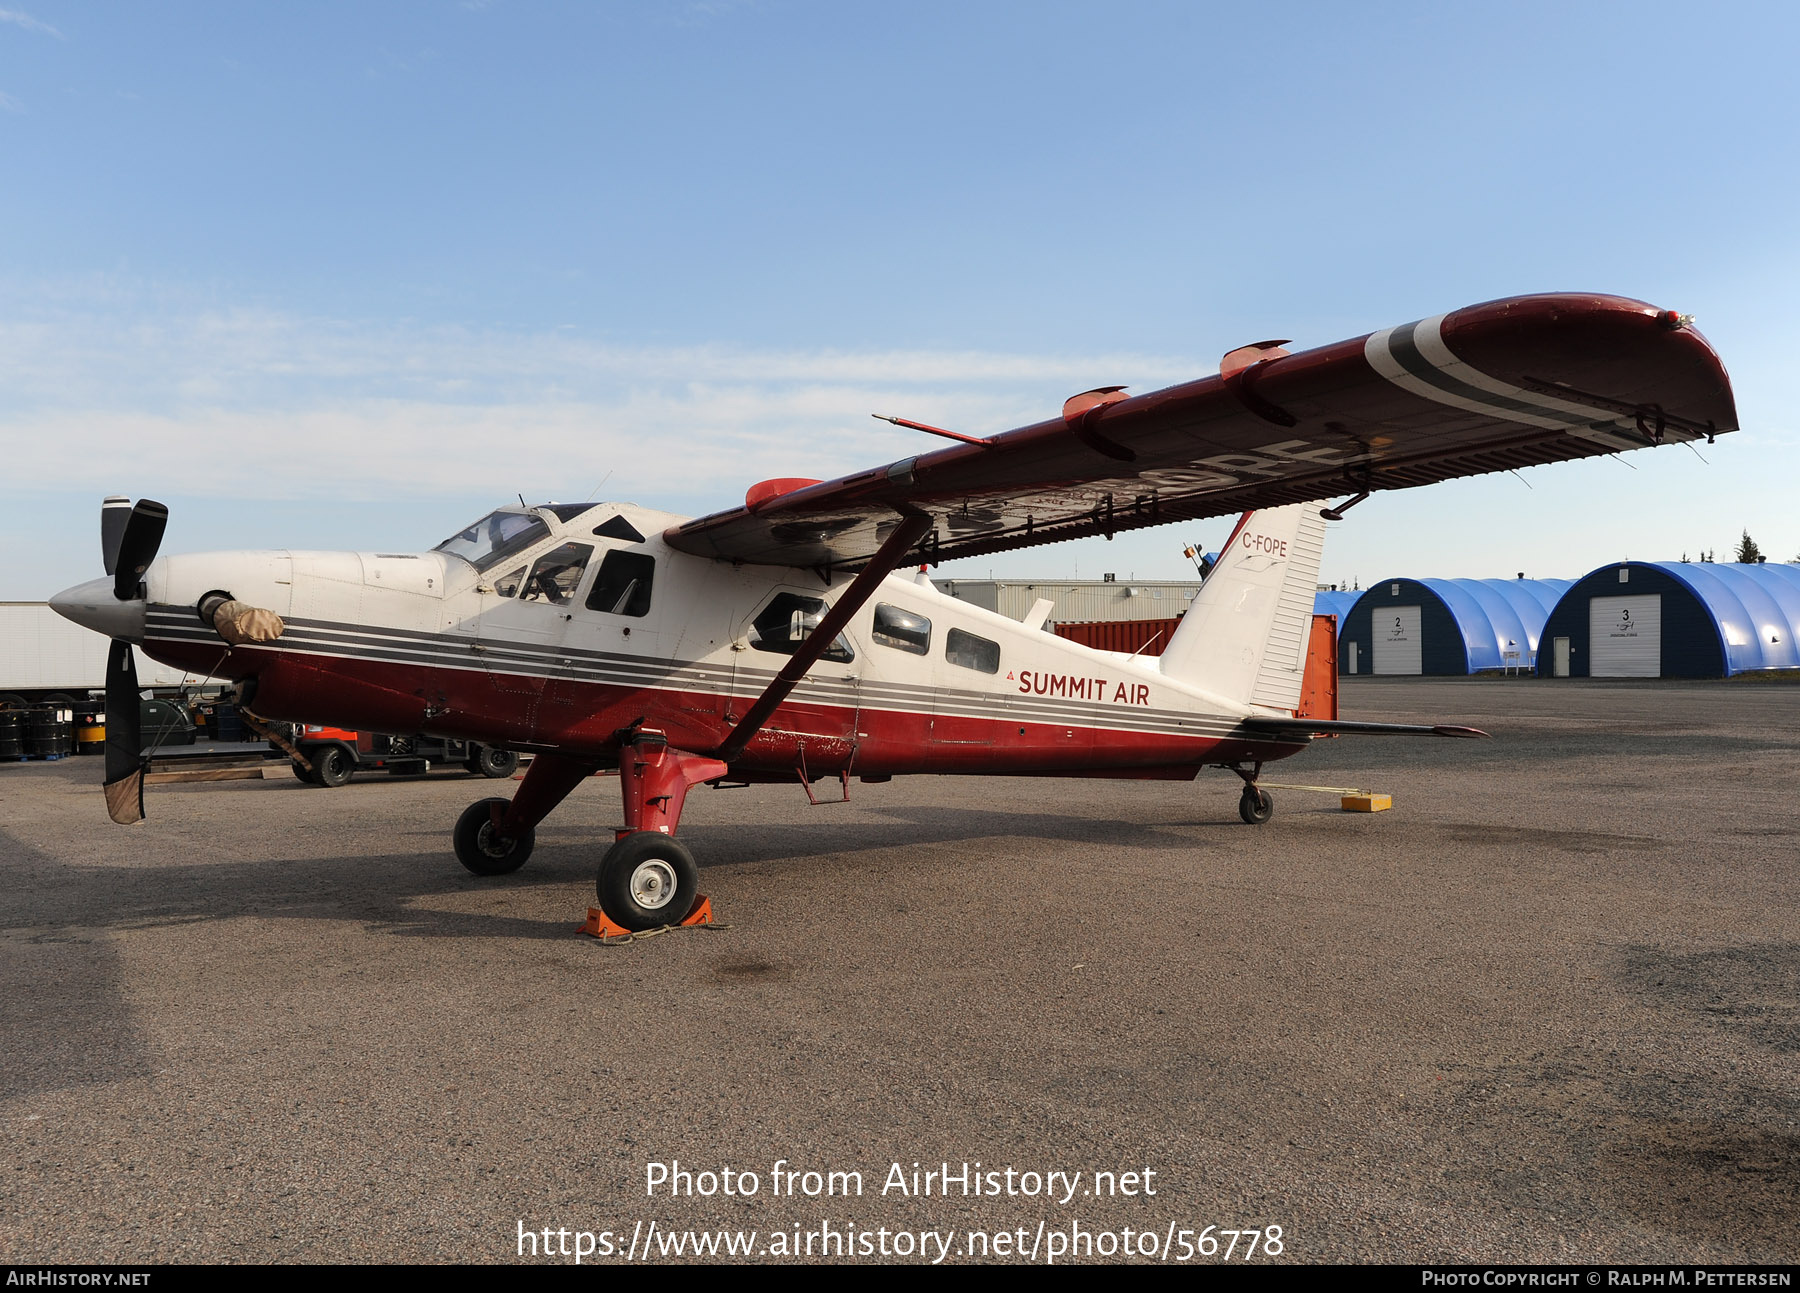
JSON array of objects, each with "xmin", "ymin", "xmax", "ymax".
[{"xmin": 1157, "ymin": 503, "xmax": 1329, "ymax": 711}]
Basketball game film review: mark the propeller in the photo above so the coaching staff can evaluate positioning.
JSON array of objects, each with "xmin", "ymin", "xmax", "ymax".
[
  {"xmin": 103, "ymin": 639, "xmax": 146, "ymax": 825},
  {"xmin": 111, "ymin": 498, "xmax": 168, "ymax": 602},
  {"xmin": 97, "ymin": 498, "xmax": 168, "ymax": 824},
  {"xmin": 100, "ymin": 496, "xmax": 131, "ymax": 576}
]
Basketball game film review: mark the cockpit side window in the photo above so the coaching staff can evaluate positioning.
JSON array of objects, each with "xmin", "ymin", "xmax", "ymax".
[
  {"xmin": 435, "ymin": 509, "xmax": 551, "ymax": 571},
  {"xmin": 494, "ymin": 566, "xmax": 527, "ymax": 598},
  {"xmin": 519, "ymin": 543, "xmax": 593, "ymax": 605},
  {"xmin": 586, "ymin": 550, "xmax": 656, "ymax": 617},
  {"xmin": 748, "ymin": 593, "xmax": 854, "ymax": 663}
]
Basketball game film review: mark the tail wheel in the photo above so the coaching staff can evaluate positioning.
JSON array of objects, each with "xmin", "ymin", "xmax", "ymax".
[
  {"xmin": 597, "ymin": 832, "xmax": 698, "ymax": 932},
  {"xmin": 453, "ymin": 797, "xmax": 534, "ymax": 876},
  {"xmin": 1238, "ymin": 786, "xmax": 1274, "ymax": 825}
]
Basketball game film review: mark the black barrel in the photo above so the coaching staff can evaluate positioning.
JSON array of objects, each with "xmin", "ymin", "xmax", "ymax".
[
  {"xmin": 38, "ymin": 705, "xmax": 74, "ymax": 757},
  {"xmin": 26, "ymin": 706, "xmax": 59, "ymax": 757},
  {"xmin": 0, "ymin": 709, "xmax": 22, "ymax": 760},
  {"xmin": 212, "ymin": 701, "xmax": 246, "ymax": 742},
  {"xmin": 33, "ymin": 705, "xmax": 75, "ymax": 757}
]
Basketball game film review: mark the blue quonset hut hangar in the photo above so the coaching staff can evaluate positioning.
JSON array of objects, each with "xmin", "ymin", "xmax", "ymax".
[
  {"xmin": 1313, "ymin": 589, "xmax": 1362, "ymax": 622},
  {"xmin": 1535, "ymin": 561, "xmax": 1800, "ymax": 677},
  {"xmin": 1339, "ymin": 578, "xmax": 1573, "ymax": 675}
]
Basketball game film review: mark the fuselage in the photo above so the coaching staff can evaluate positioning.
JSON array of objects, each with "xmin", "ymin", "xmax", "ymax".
[{"xmin": 116, "ymin": 501, "xmax": 1308, "ymax": 779}]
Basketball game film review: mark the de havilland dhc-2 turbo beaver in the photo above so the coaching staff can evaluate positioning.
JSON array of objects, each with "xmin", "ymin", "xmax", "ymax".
[{"xmin": 50, "ymin": 293, "xmax": 1738, "ymax": 931}]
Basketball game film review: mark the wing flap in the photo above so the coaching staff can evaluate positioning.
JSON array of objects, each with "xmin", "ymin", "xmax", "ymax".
[{"xmin": 665, "ymin": 294, "xmax": 1736, "ymax": 569}]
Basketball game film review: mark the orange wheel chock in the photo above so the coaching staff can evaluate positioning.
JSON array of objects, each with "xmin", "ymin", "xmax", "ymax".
[{"xmin": 579, "ymin": 895, "xmax": 713, "ymax": 939}]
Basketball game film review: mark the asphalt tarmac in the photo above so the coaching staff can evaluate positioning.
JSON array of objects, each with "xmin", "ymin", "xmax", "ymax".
[{"xmin": 3, "ymin": 677, "xmax": 1797, "ymax": 1265}]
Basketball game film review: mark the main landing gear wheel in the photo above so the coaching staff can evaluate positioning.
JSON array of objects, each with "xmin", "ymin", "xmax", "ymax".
[
  {"xmin": 1238, "ymin": 785, "xmax": 1274, "ymax": 825},
  {"xmin": 597, "ymin": 832, "xmax": 699, "ymax": 932},
  {"xmin": 454, "ymin": 797, "xmax": 535, "ymax": 876},
  {"xmin": 465, "ymin": 746, "xmax": 520, "ymax": 779}
]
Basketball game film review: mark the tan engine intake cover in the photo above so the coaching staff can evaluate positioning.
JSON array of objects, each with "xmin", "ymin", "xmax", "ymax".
[{"xmin": 212, "ymin": 600, "xmax": 286, "ymax": 645}]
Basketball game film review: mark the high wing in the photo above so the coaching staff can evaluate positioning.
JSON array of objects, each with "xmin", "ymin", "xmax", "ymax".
[{"xmin": 664, "ymin": 293, "xmax": 1737, "ymax": 569}]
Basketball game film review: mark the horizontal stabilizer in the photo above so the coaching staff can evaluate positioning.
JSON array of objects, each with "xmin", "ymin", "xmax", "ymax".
[{"xmin": 1243, "ymin": 718, "xmax": 1491, "ymax": 739}]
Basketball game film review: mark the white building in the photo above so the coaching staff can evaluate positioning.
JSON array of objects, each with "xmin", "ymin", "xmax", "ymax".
[{"xmin": 936, "ymin": 578, "xmax": 1203, "ymax": 623}]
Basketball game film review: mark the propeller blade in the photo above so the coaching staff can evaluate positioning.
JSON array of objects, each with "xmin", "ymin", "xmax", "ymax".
[
  {"xmin": 112, "ymin": 499, "xmax": 168, "ymax": 602},
  {"xmin": 103, "ymin": 640, "xmax": 145, "ymax": 825},
  {"xmin": 101, "ymin": 496, "xmax": 131, "ymax": 577}
]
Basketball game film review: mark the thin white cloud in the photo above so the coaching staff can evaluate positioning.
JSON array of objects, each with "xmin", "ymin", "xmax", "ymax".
[
  {"xmin": 0, "ymin": 89, "xmax": 21, "ymax": 112},
  {"xmin": 0, "ymin": 300, "xmax": 1198, "ymax": 505},
  {"xmin": 0, "ymin": 7, "xmax": 63, "ymax": 38},
  {"xmin": 0, "ymin": 308, "xmax": 1191, "ymax": 402}
]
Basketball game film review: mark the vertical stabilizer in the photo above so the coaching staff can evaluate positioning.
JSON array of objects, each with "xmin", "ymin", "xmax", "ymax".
[{"xmin": 1157, "ymin": 503, "xmax": 1328, "ymax": 711}]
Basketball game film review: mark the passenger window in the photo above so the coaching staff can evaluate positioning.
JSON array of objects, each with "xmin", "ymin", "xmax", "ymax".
[
  {"xmin": 493, "ymin": 566, "xmax": 527, "ymax": 598},
  {"xmin": 586, "ymin": 550, "xmax": 655, "ymax": 617},
  {"xmin": 748, "ymin": 593, "xmax": 854, "ymax": 663},
  {"xmin": 872, "ymin": 603, "xmax": 931, "ymax": 655},
  {"xmin": 946, "ymin": 627, "xmax": 1000, "ymax": 674},
  {"xmin": 518, "ymin": 543, "xmax": 593, "ymax": 605}
]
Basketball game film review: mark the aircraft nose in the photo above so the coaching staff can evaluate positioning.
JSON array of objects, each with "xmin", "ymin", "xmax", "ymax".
[{"xmin": 49, "ymin": 577, "xmax": 147, "ymax": 642}]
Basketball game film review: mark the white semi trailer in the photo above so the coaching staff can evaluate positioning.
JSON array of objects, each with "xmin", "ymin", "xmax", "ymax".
[{"xmin": 0, "ymin": 602, "xmax": 196, "ymax": 706}]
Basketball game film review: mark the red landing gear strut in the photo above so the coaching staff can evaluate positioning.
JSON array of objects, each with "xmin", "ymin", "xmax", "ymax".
[
  {"xmin": 449, "ymin": 731, "xmax": 726, "ymax": 933},
  {"xmin": 595, "ymin": 729, "xmax": 726, "ymax": 932}
]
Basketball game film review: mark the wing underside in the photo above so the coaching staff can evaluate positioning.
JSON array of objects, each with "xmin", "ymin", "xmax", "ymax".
[{"xmin": 663, "ymin": 294, "xmax": 1737, "ymax": 570}]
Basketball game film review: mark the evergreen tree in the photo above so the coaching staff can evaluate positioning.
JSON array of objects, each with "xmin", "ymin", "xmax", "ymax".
[{"xmin": 1735, "ymin": 530, "xmax": 1764, "ymax": 564}]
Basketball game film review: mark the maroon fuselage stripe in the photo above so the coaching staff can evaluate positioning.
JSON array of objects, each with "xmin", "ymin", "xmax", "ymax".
[{"xmin": 144, "ymin": 637, "xmax": 1303, "ymax": 778}]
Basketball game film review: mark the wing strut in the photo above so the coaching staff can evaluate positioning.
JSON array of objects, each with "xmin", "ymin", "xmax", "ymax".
[{"xmin": 712, "ymin": 510, "xmax": 934, "ymax": 765}]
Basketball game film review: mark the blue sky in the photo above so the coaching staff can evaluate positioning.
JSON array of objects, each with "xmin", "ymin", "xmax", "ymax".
[{"xmin": 4, "ymin": 1, "xmax": 1798, "ymax": 598}]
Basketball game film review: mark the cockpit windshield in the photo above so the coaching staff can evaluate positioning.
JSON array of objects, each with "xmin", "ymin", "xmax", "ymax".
[{"xmin": 434, "ymin": 508, "xmax": 551, "ymax": 571}]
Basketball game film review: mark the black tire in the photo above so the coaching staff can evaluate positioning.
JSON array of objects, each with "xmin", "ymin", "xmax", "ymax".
[
  {"xmin": 290, "ymin": 759, "xmax": 318, "ymax": 785},
  {"xmin": 453, "ymin": 797, "xmax": 534, "ymax": 876},
  {"xmin": 597, "ymin": 832, "xmax": 699, "ymax": 932},
  {"xmin": 1238, "ymin": 785, "xmax": 1274, "ymax": 825},
  {"xmin": 314, "ymin": 745, "xmax": 354, "ymax": 788},
  {"xmin": 467, "ymin": 746, "xmax": 520, "ymax": 779}
]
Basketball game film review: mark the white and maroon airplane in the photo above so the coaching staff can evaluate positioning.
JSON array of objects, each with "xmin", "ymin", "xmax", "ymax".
[{"xmin": 51, "ymin": 293, "xmax": 1737, "ymax": 931}]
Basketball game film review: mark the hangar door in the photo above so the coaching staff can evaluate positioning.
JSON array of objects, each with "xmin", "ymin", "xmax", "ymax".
[
  {"xmin": 1589, "ymin": 594, "xmax": 1661, "ymax": 677},
  {"xmin": 1372, "ymin": 605, "xmax": 1422, "ymax": 674}
]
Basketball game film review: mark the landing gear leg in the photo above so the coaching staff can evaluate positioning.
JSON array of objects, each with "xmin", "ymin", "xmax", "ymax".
[
  {"xmin": 452, "ymin": 751, "xmax": 600, "ymax": 876},
  {"xmin": 1229, "ymin": 761, "xmax": 1274, "ymax": 826},
  {"xmin": 596, "ymin": 730, "xmax": 727, "ymax": 932}
]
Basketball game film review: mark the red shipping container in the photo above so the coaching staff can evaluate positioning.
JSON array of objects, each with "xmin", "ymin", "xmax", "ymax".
[{"xmin": 1054, "ymin": 614, "xmax": 1339, "ymax": 722}]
